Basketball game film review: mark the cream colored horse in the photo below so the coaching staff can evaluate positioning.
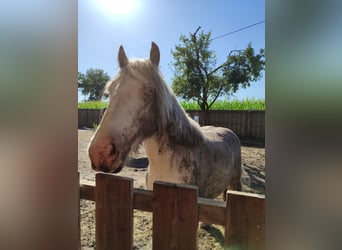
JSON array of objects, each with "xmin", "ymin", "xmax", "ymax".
[{"xmin": 88, "ymin": 42, "xmax": 243, "ymax": 198}]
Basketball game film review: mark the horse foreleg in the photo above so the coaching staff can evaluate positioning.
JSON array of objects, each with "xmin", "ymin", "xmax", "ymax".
[{"xmin": 223, "ymin": 175, "xmax": 242, "ymax": 201}]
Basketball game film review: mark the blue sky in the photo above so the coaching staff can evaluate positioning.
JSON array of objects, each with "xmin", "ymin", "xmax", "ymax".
[{"xmin": 78, "ymin": 0, "xmax": 265, "ymax": 102}]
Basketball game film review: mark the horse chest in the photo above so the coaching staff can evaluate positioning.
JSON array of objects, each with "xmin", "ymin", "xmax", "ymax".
[
  {"xmin": 144, "ymin": 139, "xmax": 195, "ymax": 189},
  {"xmin": 146, "ymin": 162, "xmax": 187, "ymax": 189}
]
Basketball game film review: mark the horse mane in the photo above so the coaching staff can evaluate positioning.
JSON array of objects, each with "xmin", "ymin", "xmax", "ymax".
[{"xmin": 121, "ymin": 59, "xmax": 204, "ymax": 148}]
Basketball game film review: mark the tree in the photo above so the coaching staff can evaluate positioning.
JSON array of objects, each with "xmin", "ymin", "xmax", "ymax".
[
  {"xmin": 171, "ymin": 27, "xmax": 265, "ymax": 112},
  {"xmin": 78, "ymin": 68, "xmax": 110, "ymax": 101}
]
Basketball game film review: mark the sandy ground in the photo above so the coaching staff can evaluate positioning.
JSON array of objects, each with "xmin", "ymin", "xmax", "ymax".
[{"xmin": 79, "ymin": 129, "xmax": 265, "ymax": 249}]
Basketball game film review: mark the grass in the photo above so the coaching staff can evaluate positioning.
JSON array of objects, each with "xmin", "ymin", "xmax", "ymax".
[
  {"xmin": 78, "ymin": 98, "xmax": 265, "ymax": 110},
  {"xmin": 180, "ymin": 98, "xmax": 265, "ymax": 110},
  {"xmin": 78, "ymin": 101, "xmax": 108, "ymax": 109}
]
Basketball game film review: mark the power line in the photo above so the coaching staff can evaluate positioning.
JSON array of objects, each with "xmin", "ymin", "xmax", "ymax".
[{"xmin": 210, "ymin": 20, "xmax": 265, "ymax": 41}]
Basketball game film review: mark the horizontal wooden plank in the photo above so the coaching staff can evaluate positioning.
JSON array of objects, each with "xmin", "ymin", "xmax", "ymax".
[
  {"xmin": 198, "ymin": 197, "xmax": 226, "ymax": 226},
  {"xmin": 80, "ymin": 181, "xmax": 153, "ymax": 210},
  {"xmin": 133, "ymin": 188, "xmax": 153, "ymax": 212},
  {"xmin": 227, "ymin": 190, "xmax": 265, "ymax": 199},
  {"xmin": 80, "ymin": 180, "xmax": 95, "ymax": 201},
  {"xmin": 79, "ymin": 180, "xmax": 265, "ymax": 227},
  {"xmin": 80, "ymin": 180, "xmax": 225, "ymax": 225}
]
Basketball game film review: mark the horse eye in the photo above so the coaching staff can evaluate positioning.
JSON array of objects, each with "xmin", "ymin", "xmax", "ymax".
[{"xmin": 103, "ymin": 93, "xmax": 109, "ymax": 99}]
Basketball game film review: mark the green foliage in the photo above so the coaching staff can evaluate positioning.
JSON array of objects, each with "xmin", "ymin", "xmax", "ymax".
[
  {"xmin": 171, "ymin": 28, "xmax": 265, "ymax": 111},
  {"xmin": 78, "ymin": 68, "xmax": 110, "ymax": 101},
  {"xmin": 224, "ymin": 44, "xmax": 265, "ymax": 92},
  {"xmin": 180, "ymin": 98, "xmax": 265, "ymax": 110},
  {"xmin": 78, "ymin": 101, "xmax": 108, "ymax": 109},
  {"xmin": 78, "ymin": 99, "xmax": 264, "ymax": 110}
]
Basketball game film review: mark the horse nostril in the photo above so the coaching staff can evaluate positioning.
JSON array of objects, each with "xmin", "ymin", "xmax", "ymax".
[
  {"xmin": 105, "ymin": 142, "xmax": 119, "ymax": 163},
  {"xmin": 108, "ymin": 143, "xmax": 116, "ymax": 157}
]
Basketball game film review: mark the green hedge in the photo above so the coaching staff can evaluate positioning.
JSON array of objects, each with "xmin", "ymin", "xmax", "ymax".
[{"xmin": 78, "ymin": 98, "xmax": 265, "ymax": 110}]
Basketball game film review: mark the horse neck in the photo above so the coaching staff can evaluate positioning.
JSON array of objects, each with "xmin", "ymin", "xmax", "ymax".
[
  {"xmin": 155, "ymin": 93, "xmax": 204, "ymax": 149},
  {"xmin": 143, "ymin": 104, "xmax": 202, "ymax": 183}
]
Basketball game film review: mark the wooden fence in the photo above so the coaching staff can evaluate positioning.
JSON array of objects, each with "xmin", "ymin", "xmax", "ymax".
[
  {"xmin": 78, "ymin": 109, "xmax": 105, "ymax": 129},
  {"xmin": 187, "ymin": 110, "xmax": 265, "ymax": 142},
  {"xmin": 78, "ymin": 109, "xmax": 265, "ymax": 142},
  {"xmin": 79, "ymin": 173, "xmax": 265, "ymax": 250}
]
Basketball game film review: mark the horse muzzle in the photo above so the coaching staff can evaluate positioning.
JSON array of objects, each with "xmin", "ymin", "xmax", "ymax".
[{"xmin": 88, "ymin": 141, "xmax": 125, "ymax": 173}]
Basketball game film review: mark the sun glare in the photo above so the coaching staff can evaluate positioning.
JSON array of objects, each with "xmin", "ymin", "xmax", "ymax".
[{"xmin": 97, "ymin": 0, "xmax": 138, "ymax": 16}]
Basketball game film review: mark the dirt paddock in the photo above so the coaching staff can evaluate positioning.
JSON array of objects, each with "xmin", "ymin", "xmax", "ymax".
[{"xmin": 78, "ymin": 129, "xmax": 265, "ymax": 249}]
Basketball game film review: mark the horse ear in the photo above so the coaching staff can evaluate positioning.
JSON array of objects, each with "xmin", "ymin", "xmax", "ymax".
[
  {"xmin": 118, "ymin": 45, "xmax": 129, "ymax": 68},
  {"xmin": 150, "ymin": 42, "xmax": 160, "ymax": 66}
]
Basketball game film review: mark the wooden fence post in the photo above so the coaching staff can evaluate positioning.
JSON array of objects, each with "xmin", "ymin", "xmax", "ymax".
[
  {"xmin": 153, "ymin": 181, "xmax": 198, "ymax": 250},
  {"xmin": 224, "ymin": 191, "xmax": 265, "ymax": 250},
  {"xmin": 95, "ymin": 174, "xmax": 133, "ymax": 250}
]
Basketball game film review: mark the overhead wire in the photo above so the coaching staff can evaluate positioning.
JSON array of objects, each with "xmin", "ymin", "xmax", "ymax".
[{"xmin": 210, "ymin": 20, "xmax": 265, "ymax": 41}]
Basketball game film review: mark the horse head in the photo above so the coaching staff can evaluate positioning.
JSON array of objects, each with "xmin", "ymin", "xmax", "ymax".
[{"xmin": 88, "ymin": 42, "xmax": 161, "ymax": 173}]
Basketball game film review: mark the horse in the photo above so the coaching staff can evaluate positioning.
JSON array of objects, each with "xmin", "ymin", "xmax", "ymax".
[{"xmin": 88, "ymin": 42, "xmax": 244, "ymax": 199}]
